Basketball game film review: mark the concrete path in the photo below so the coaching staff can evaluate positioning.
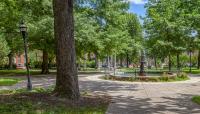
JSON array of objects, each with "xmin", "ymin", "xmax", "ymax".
[
  {"xmin": 85, "ymin": 74, "xmax": 200, "ymax": 114},
  {"xmin": 0, "ymin": 74, "xmax": 200, "ymax": 114}
]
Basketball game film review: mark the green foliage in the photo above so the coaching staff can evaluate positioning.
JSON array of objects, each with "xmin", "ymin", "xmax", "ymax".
[
  {"xmin": 177, "ymin": 72, "xmax": 189, "ymax": 79},
  {"xmin": 144, "ymin": 0, "xmax": 200, "ymax": 71},
  {"xmin": 0, "ymin": 35, "xmax": 10, "ymax": 65},
  {"xmin": 75, "ymin": 0, "xmax": 142, "ymax": 62},
  {"xmin": 0, "ymin": 0, "xmax": 25, "ymax": 56},
  {"xmin": 192, "ymin": 96, "xmax": 200, "ymax": 105}
]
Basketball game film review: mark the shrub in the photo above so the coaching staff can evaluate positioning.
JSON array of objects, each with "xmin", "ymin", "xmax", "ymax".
[
  {"xmin": 159, "ymin": 76, "xmax": 169, "ymax": 81},
  {"xmin": 30, "ymin": 61, "xmax": 42, "ymax": 69},
  {"xmin": 87, "ymin": 60, "xmax": 96, "ymax": 68},
  {"xmin": 192, "ymin": 96, "xmax": 200, "ymax": 105},
  {"xmin": 177, "ymin": 72, "xmax": 188, "ymax": 79}
]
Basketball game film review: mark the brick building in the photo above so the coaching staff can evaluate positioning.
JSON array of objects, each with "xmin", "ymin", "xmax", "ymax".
[{"xmin": 14, "ymin": 54, "xmax": 26, "ymax": 69}]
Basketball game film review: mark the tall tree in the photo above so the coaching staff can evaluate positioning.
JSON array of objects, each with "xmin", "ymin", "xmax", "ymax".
[
  {"xmin": 144, "ymin": 0, "xmax": 189, "ymax": 72},
  {"xmin": 53, "ymin": 0, "xmax": 80, "ymax": 99},
  {"xmin": 28, "ymin": 0, "xmax": 54, "ymax": 74},
  {"xmin": 0, "ymin": 34, "xmax": 10, "ymax": 65},
  {"xmin": 29, "ymin": 16, "xmax": 54, "ymax": 74},
  {"xmin": 0, "ymin": 0, "xmax": 25, "ymax": 69}
]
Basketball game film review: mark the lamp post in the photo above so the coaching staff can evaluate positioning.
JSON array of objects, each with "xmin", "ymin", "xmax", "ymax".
[{"xmin": 19, "ymin": 21, "xmax": 32, "ymax": 90}]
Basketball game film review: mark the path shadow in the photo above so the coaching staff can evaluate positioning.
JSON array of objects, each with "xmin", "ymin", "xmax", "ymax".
[{"xmin": 106, "ymin": 93, "xmax": 200, "ymax": 114}]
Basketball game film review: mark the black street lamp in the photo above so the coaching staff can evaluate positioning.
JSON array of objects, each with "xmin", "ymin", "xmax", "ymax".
[{"xmin": 19, "ymin": 21, "xmax": 32, "ymax": 90}]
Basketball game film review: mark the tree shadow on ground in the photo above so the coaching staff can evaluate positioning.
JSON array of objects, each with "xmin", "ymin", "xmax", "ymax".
[
  {"xmin": 106, "ymin": 93, "xmax": 200, "ymax": 114},
  {"xmin": 79, "ymin": 79, "xmax": 200, "ymax": 114}
]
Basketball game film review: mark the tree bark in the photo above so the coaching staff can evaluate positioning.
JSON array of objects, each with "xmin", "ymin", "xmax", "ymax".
[
  {"xmin": 126, "ymin": 53, "xmax": 129, "ymax": 68},
  {"xmin": 198, "ymin": 49, "xmax": 200, "ymax": 69},
  {"xmin": 189, "ymin": 51, "xmax": 192, "ymax": 73},
  {"xmin": 177, "ymin": 53, "xmax": 180, "ymax": 71},
  {"xmin": 53, "ymin": 0, "xmax": 80, "ymax": 99},
  {"xmin": 120, "ymin": 55, "xmax": 123, "ymax": 67},
  {"xmin": 94, "ymin": 52, "xmax": 99, "ymax": 69},
  {"xmin": 154, "ymin": 56, "xmax": 157, "ymax": 70},
  {"xmin": 84, "ymin": 53, "xmax": 87, "ymax": 70},
  {"xmin": 8, "ymin": 52, "xmax": 13, "ymax": 69},
  {"xmin": 114, "ymin": 54, "xmax": 116, "ymax": 75},
  {"xmin": 41, "ymin": 50, "xmax": 49, "ymax": 74},
  {"xmin": 168, "ymin": 54, "xmax": 171, "ymax": 72}
]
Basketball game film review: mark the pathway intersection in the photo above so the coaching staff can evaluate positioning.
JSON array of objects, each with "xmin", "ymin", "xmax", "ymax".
[{"xmin": 0, "ymin": 74, "xmax": 200, "ymax": 114}]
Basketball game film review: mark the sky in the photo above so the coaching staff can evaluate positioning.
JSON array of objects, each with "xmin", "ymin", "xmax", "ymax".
[{"xmin": 128, "ymin": 0, "xmax": 147, "ymax": 23}]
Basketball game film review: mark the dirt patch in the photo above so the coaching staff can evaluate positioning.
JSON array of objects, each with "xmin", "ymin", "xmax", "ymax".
[{"xmin": 0, "ymin": 92, "xmax": 111, "ymax": 108}]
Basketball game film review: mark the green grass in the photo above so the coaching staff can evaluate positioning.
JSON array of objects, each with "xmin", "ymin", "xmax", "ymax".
[
  {"xmin": 0, "ymin": 78, "xmax": 21, "ymax": 86},
  {"xmin": 0, "ymin": 88, "xmax": 109, "ymax": 114},
  {"xmin": 0, "ymin": 70, "xmax": 41, "ymax": 76},
  {"xmin": 0, "ymin": 69, "xmax": 103, "ymax": 76},
  {"xmin": 0, "ymin": 69, "xmax": 57, "ymax": 76},
  {"xmin": 192, "ymin": 96, "xmax": 200, "ymax": 105},
  {"xmin": 0, "ymin": 101, "xmax": 107, "ymax": 114},
  {"xmin": 119, "ymin": 67, "xmax": 200, "ymax": 74},
  {"xmin": 183, "ymin": 68, "xmax": 200, "ymax": 74}
]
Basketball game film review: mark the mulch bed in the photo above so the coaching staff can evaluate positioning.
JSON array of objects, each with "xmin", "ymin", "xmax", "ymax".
[{"xmin": 0, "ymin": 92, "xmax": 111, "ymax": 108}]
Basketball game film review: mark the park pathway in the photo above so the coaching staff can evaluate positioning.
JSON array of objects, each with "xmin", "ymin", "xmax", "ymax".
[{"xmin": 0, "ymin": 74, "xmax": 200, "ymax": 114}]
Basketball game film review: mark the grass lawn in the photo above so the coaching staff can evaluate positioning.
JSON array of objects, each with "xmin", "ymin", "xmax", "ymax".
[
  {"xmin": 118, "ymin": 67, "xmax": 200, "ymax": 74},
  {"xmin": 0, "ymin": 78, "xmax": 21, "ymax": 86},
  {"xmin": 0, "ymin": 88, "xmax": 110, "ymax": 114},
  {"xmin": 0, "ymin": 69, "xmax": 56, "ymax": 76},
  {"xmin": 192, "ymin": 96, "xmax": 200, "ymax": 105},
  {"xmin": 182, "ymin": 68, "xmax": 200, "ymax": 74},
  {"xmin": 0, "ymin": 69, "xmax": 103, "ymax": 76}
]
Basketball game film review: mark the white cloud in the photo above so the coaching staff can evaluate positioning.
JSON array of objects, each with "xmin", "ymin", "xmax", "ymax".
[{"xmin": 128, "ymin": 0, "xmax": 147, "ymax": 4}]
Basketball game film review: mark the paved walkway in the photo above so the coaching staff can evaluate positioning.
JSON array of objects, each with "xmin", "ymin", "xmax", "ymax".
[{"xmin": 0, "ymin": 74, "xmax": 200, "ymax": 114}]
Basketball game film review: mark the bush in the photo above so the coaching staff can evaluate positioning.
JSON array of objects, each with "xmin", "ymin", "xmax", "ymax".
[
  {"xmin": 30, "ymin": 61, "xmax": 42, "ymax": 69},
  {"xmin": 177, "ymin": 72, "xmax": 188, "ymax": 79},
  {"xmin": 159, "ymin": 76, "xmax": 170, "ymax": 81},
  {"xmin": 192, "ymin": 96, "xmax": 200, "ymax": 105},
  {"xmin": 86, "ymin": 60, "xmax": 95, "ymax": 68}
]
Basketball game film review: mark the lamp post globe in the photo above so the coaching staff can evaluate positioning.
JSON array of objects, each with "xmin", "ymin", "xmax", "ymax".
[
  {"xmin": 19, "ymin": 22, "xmax": 27, "ymax": 33},
  {"xmin": 19, "ymin": 21, "xmax": 32, "ymax": 90}
]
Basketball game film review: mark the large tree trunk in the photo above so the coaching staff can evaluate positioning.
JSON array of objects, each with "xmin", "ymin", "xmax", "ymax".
[
  {"xmin": 176, "ymin": 53, "xmax": 180, "ymax": 71},
  {"xmin": 53, "ymin": 0, "xmax": 80, "ymax": 99},
  {"xmin": 94, "ymin": 52, "xmax": 99, "ymax": 69},
  {"xmin": 114, "ymin": 54, "xmax": 116, "ymax": 75},
  {"xmin": 189, "ymin": 51, "xmax": 192, "ymax": 73},
  {"xmin": 8, "ymin": 52, "xmax": 14, "ymax": 69},
  {"xmin": 41, "ymin": 50, "xmax": 49, "ymax": 74},
  {"xmin": 198, "ymin": 49, "xmax": 200, "ymax": 69},
  {"xmin": 83, "ymin": 53, "xmax": 87, "ymax": 71},
  {"xmin": 120, "ymin": 55, "xmax": 123, "ymax": 67},
  {"xmin": 107, "ymin": 56, "xmax": 110, "ymax": 71},
  {"xmin": 126, "ymin": 53, "xmax": 129, "ymax": 68},
  {"xmin": 154, "ymin": 56, "xmax": 157, "ymax": 70},
  {"xmin": 168, "ymin": 54, "xmax": 171, "ymax": 72}
]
